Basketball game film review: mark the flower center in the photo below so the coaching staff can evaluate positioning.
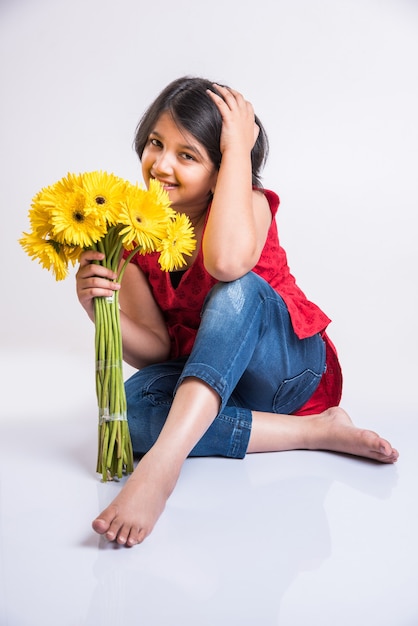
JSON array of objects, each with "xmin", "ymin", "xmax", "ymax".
[
  {"xmin": 95, "ymin": 196, "xmax": 106, "ymax": 205},
  {"xmin": 73, "ymin": 211, "xmax": 85, "ymax": 223}
]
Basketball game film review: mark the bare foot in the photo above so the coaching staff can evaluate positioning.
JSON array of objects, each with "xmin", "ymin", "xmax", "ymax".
[
  {"xmin": 309, "ymin": 407, "xmax": 399, "ymax": 463},
  {"xmin": 92, "ymin": 449, "xmax": 180, "ymax": 546}
]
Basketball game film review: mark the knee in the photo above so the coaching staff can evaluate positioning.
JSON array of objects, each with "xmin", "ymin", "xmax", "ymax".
[{"xmin": 204, "ymin": 272, "xmax": 270, "ymax": 313}]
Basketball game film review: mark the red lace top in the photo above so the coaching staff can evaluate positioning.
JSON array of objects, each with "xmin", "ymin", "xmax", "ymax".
[{"xmin": 125, "ymin": 189, "xmax": 342, "ymax": 414}]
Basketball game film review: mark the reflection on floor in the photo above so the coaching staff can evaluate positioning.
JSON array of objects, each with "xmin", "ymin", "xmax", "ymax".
[{"xmin": 0, "ymin": 352, "xmax": 416, "ymax": 625}]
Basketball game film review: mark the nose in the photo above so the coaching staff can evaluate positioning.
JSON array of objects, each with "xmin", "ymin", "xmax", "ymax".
[{"xmin": 152, "ymin": 150, "xmax": 174, "ymax": 177}]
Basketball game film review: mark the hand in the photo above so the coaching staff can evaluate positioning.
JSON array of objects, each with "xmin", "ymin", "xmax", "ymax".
[
  {"xmin": 76, "ymin": 250, "xmax": 120, "ymax": 320},
  {"xmin": 207, "ymin": 84, "xmax": 260, "ymax": 155}
]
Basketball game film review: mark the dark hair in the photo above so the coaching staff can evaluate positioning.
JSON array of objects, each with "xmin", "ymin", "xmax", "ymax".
[{"xmin": 134, "ymin": 76, "xmax": 269, "ymax": 187}]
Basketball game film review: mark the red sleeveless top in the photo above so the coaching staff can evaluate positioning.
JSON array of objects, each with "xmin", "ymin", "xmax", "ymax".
[{"xmin": 125, "ymin": 189, "xmax": 342, "ymax": 414}]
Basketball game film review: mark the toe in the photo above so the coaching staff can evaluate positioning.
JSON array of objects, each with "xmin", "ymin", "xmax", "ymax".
[
  {"xmin": 105, "ymin": 519, "xmax": 123, "ymax": 542},
  {"xmin": 92, "ymin": 505, "xmax": 119, "ymax": 536},
  {"xmin": 115, "ymin": 523, "xmax": 134, "ymax": 545},
  {"xmin": 92, "ymin": 517, "xmax": 109, "ymax": 535},
  {"xmin": 126, "ymin": 526, "xmax": 146, "ymax": 547},
  {"xmin": 379, "ymin": 439, "xmax": 393, "ymax": 456}
]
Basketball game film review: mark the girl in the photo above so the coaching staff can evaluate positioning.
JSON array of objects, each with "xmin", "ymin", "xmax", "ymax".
[{"xmin": 76, "ymin": 76, "xmax": 398, "ymax": 547}]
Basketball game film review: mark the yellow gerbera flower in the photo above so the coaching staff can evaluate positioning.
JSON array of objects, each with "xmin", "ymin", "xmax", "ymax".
[
  {"xmin": 34, "ymin": 173, "xmax": 84, "ymax": 210},
  {"xmin": 81, "ymin": 171, "xmax": 128, "ymax": 226},
  {"xmin": 19, "ymin": 231, "xmax": 70, "ymax": 281},
  {"xmin": 27, "ymin": 194, "xmax": 55, "ymax": 238},
  {"xmin": 157, "ymin": 213, "xmax": 196, "ymax": 271},
  {"xmin": 49, "ymin": 187, "xmax": 108, "ymax": 247},
  {"xmin": 66, "ymin": 242, "xmax": 84, "ymax": 266},
  {"xmin": 147, "ymin": 178, "xmax": 175, "ymax": 214},
  {"xmin": 53, "ymin": 171, "xmax": 84, "ymax": 194},
  {"xmin": 118, "ymin": 180, "xmax": 175, "ymax": 252},
  {"xmin": 28, "ymin": 172, "xmax": 106, "ymax": 248}
]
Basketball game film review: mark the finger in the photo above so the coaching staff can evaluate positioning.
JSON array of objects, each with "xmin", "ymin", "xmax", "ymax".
[
  {"xmin": 212, "ymin": 84, "xmax": 249, "ymax": 109},
  {"xmin": 212, "ymin": 83, "xmax": 239, "ymax": 99},
  {"xmin": 206, "ymin": 87, "xmax": 227, "ymax": 107},
  {"xmin": 77, "ymin": 262, "xmax": 118, "ymax": 280},
  {"xmin": 79, "ymin": 275, "xmax": 120, "ymax": 291},
  {"xmin": 207, "ymin": 85, "xmax": 238, "ymax": 110},
  {"xmin": 78, "ymin": 250, "xmax": 105, "ymax": 267},
  {"xmin": 77, "ymin": 280, "xmax": 120, "ymax": 307}
]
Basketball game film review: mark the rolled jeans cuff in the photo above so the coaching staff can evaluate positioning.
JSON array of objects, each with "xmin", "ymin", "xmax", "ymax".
[
  {"xmin": 176, "ymin": 362, "xmax": 230, "ymax": 414},
  {"xmin": 190, "ymin": 406, "xmax": 252, "ymax": 459}
]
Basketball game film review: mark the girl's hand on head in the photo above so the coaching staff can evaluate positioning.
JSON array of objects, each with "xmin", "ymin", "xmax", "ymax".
[
  {"xmin": 207, "ymin": 84, "xmax": 259, "ymax": 155},
  {"xmin": 75, "ymin": 250, "xmax": 120, "ymax": 320}
]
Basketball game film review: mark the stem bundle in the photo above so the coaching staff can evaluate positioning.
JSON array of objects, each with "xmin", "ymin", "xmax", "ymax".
[{"xmin": 94, "ymin": 289, "xmax": 134, "ymax": 481}]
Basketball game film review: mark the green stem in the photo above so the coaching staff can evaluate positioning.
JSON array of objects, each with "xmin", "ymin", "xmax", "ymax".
[
  {"xmin": 92, "ymin": 230, "xmax": 134, "ymax": 481},
  {"xmin": 116, "ymin": 245, "xmax": 143, "ymax": 283}
]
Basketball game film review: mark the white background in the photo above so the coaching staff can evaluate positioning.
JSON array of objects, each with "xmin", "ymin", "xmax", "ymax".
[
  {"xmin": 1, "ymin": 1, "xmax": 417, "ymax": 624},
  {"xmin": 1, "ymin": 0, "xmax": 417, "ymax": 412}
]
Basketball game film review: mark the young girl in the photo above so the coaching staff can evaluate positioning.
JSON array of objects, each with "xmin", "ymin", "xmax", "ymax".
[{"xmin": 76, "ymin": 76, "xmax": 398, "ymax": 547}]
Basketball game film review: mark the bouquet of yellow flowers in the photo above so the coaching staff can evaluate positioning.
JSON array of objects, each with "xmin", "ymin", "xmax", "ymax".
[{"xmin": 19, "ymin": 171, "xmax": 196, "ymax": 481}]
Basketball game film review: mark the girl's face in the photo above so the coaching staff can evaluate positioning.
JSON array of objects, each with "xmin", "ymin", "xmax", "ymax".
[{"xmin": 141, "ymin": 112, "xmax": 218, "ymax": 218}]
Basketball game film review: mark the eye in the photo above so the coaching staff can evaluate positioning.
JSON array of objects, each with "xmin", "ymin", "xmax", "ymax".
[
  {"xmin": 179, "ymin": 152, "xmax": 195, "ymax": 161},
  {"xmin": 149, "ymin": 137, "xmax": 162, "ymax": 148}
]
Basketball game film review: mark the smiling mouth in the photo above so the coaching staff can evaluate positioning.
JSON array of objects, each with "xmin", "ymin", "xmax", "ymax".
[{"xmin": 151, "ymin": 177, "xmax": 178, "ymax": 190}]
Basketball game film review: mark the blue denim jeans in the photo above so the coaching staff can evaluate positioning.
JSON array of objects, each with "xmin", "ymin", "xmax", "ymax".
[{"xmin": 125, "ymin": 272, "xmax": 326, "ymax": 459}]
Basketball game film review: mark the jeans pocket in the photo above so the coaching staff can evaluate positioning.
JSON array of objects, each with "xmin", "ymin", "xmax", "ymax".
[{"xmin": 273, "ymin": 369, "xmax": 323, "ymax": 415}]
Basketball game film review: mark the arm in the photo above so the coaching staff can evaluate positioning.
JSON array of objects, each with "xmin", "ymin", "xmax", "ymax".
[
  {"xmin": 76, "ymin": 250, "xmax": 171, "ymax": 369},
  {"xmin": 203, "ymin": 85, "xmax": 272, "ymax": 281}
]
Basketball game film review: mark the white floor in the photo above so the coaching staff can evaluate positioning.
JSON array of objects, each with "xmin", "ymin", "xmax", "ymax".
[{"xmin": 0, "ymin": 351, "xmax": 417, "ymax": 626}]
